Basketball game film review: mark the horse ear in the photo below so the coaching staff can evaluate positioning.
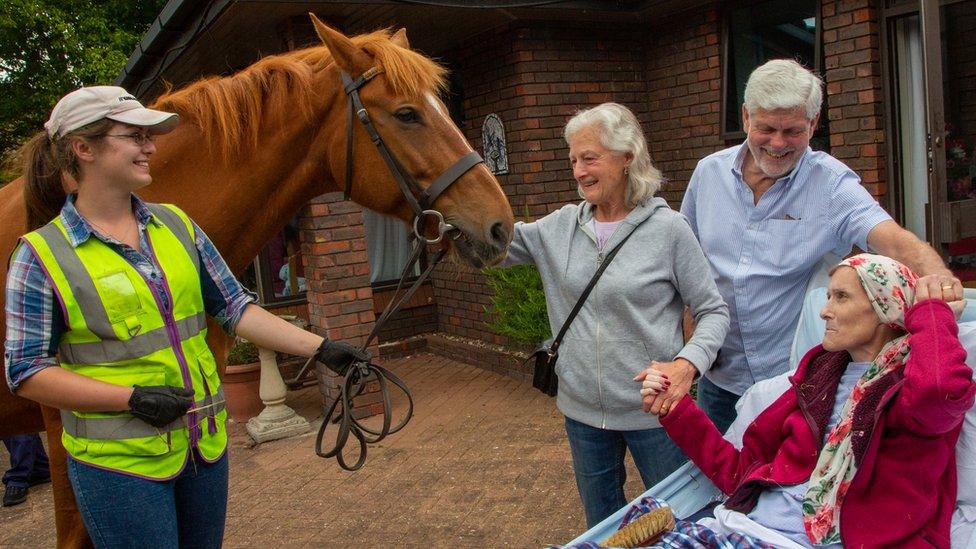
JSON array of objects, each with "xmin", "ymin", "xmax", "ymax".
[
  {"xmin": 390, "ymin": 28, "xmax": 410, "ymax": 49},
  {"xmin": 308, "ymin": 13, "xmax": 373, "ymax": 75}
]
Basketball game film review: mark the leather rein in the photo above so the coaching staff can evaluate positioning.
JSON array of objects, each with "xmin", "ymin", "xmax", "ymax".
[{"xmin": 288, "ymin": 67, "xmax": 485, "ymax": 471}]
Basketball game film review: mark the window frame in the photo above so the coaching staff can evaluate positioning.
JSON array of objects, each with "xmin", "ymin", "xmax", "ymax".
[
  {"xmin": 250, "ymin": 239, "xmax": 308, "ymax": 307},
  {"xmin": 719, "ymin": 0, "xmax": 825, "ymax": 141}
]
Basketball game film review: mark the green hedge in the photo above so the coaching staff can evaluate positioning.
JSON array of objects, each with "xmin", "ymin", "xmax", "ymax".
[{"xmin": 482, "ymin": 264, "xmax": 551, "ymax": 346}]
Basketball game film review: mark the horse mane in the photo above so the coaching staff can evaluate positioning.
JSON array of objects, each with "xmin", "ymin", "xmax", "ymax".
[{"xmin": 152, "ymin": 28, "xmax": 448, "ymax": 159}]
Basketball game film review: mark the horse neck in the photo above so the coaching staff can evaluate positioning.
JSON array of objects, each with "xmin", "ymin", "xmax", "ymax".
[{"xmin": 144, "ymin": 82, "xmax": 348, "ymax": 274}]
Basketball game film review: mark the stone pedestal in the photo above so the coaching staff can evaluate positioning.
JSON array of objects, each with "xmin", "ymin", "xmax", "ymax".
[{"xmin": 245, "ymin": 317, "xmax": 311, "ymax": 443}]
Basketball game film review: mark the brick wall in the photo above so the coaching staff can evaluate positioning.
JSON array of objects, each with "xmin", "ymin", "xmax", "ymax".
[
  {"xmin": 643, "ymin": 7, "xmax": 725, "ymax": 205},
  {"xmin": 299, "ymin": 193, "xmax": 385, "ymax": 416},
  {"xmin": 432, "ymin": 21, "xmax": 652, "ymax": 345},
  {"xmin": 372, "ymin": 283, "xmax": 438, "ymax": 343},
  {"xmin": 821, "ymin": 0, "xmax": 887, "ymax": 198},
  {"xmin": 300, "ymin": 193, "xmax": 376, "ymax": 345}
]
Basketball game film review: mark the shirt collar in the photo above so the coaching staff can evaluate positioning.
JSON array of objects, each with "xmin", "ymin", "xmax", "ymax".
[
  {"xmin": 60, "ymin": 193, "xmax": 161, "ymax": 248},
  {"xmin": 731, "ymin": 143, "xmax": 813, "ymax": 187}
]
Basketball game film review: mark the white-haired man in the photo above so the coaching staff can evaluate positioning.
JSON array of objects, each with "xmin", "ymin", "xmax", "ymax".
[{"xmin": 663, "ymin": 59, "xmax": 963, "ymax": 433}]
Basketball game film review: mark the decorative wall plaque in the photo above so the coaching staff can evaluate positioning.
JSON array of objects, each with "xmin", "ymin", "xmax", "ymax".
[{"xmin": 482, "ymin": 113, "xmax": 508, "ymax": 175}]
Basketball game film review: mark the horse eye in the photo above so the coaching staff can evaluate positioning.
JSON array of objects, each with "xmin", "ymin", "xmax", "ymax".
[{"xmin": 394, "ymin": 108, "xmax": 420, "ymax": 124}]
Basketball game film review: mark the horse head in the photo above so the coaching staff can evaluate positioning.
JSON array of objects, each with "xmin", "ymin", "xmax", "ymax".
[
  {"xmin": 147, "ymin": 17, "xmax": 512, "ymax": 272},
  {"xmin": 309, "ymin": 16, "xmax": 514, "ymax": 268}
]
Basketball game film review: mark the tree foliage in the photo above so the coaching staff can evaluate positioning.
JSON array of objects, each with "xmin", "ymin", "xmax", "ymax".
[{"xmin": 0, "ymin": 0, "xmax": 166, "ymax": 165}]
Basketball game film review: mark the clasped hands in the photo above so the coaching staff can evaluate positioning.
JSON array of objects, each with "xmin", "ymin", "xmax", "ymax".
[{"xmin": 634, "ymin": 358, "xmax": 697, "ymax": 417}]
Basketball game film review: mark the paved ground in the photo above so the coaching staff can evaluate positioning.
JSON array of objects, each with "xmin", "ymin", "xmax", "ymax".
[{"xmin": 0, "ymin": 353, "xmax": 646, "ymax": 547}]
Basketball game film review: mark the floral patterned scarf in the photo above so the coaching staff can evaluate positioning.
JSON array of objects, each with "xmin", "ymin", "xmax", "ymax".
[{"xmin": 801, "ymin": 254, "xmax": 917, "ymax": 544}]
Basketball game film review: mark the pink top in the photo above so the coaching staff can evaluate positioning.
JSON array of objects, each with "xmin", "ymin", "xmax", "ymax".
[{"xmin": 589, "ymin": 218, "xmax": 622, "ymax": 251}]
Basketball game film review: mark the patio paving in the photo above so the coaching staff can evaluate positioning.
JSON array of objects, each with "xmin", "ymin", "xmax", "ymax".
[{"xmin": 0, "ymin": 352, "xmax": 648, "ymax": 547}]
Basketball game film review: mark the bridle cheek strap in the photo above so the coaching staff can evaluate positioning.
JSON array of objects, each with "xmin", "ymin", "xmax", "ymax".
[{"xmin": 340, "ymin": 69, "xmax": 484, "ymax": 216}]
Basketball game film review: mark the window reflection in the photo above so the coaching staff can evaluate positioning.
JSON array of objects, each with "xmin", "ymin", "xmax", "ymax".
[{"xmin": 723, "ymin": 0, "xmax": 828, "ymax": 149}]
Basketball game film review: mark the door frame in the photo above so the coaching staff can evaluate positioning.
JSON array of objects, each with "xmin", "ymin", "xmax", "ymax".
[{"xmin": 881, "ymin": 0, "xmax": 976, "ymax": 250}]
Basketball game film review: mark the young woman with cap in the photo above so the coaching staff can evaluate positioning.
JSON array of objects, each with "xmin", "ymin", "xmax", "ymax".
[{"xmin": 4, "ymin": 86, "xmax": 363, "ymax": 547}]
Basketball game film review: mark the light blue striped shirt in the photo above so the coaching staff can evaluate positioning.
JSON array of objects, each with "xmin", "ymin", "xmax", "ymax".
[{"xmin": 680, "ymin": 144, "xmax": 891, "ymax": 394}]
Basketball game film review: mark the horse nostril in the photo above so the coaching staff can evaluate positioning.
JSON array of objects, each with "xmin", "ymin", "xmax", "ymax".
[{"xmin": 488, "ymin": 221, "xmax": 510, "ymax": 249}]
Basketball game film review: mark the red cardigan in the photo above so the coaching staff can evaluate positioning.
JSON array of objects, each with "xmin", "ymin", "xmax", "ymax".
[{"xmin": 661, "ymin": 299, "xmax": 975, "ymax": 548}]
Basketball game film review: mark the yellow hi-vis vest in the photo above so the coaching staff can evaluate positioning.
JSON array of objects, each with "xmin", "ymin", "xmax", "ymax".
[{"xmin": 21, "ymin": 203, "xmax": 227, "ymax": 479}]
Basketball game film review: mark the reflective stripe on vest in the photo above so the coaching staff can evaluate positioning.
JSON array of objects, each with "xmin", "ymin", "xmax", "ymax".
[
  {"xmin": 60, "ymin": 386, "xmax": 225, "ymax": 440},
  {"xmin": 22, "ymin": 202, "xmax": 227, "ymax": 479},
  {"xmin": 59, "ymin": 312, "xmax": 206, "ymax": 364},
  {"xmin": 145, "ymin": 203, "xmax": 200, "ymax": 275},
  {"xmin": 35, "ymin": 222, "xmax": 115, "ymax": 338}
]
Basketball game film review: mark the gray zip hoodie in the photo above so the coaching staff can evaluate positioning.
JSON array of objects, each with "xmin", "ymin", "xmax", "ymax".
[{"xmin": 502, "ymin": 198, "xmax": 729, "ymax": 430}]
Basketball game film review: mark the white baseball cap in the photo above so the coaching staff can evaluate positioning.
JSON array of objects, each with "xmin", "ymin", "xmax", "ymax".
[{"xmin": 44, "ymin": 86, "xmax": 179, "ymax": 139}]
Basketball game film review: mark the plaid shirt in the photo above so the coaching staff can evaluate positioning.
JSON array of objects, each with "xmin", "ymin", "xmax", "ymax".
[
  {"xmin": 558, "ymin": 496, "xmax": 775, "ymax": 549},
  {"xmin": 4, "ymin": 194, "xmax": 255, "ymax": 392}
]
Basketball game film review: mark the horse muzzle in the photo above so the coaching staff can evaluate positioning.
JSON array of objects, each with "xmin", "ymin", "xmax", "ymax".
[{"xmin": 447, "ymin": 220, "xmax": 511, "ymax": 268}]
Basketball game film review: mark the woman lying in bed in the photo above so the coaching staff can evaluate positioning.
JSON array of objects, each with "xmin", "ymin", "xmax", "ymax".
[{"xmin": 641, "ymin": 254, "xmax": 975, "ymax": 548}]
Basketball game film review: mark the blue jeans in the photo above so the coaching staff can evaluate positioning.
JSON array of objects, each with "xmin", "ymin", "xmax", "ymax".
[
  {"xmin": 2, "ymin": 434, "xmax": 49, "ymax": 488},
  {"xmin": 67, "ymin": 452, "xmax": 228, "ymax": 549},
  {"xmin": 564, "ymin": 417, "xmax": 688, "ymax": 528},
  {"xmin": 697, "ymin": 375, "xmax": 741, "ymax": 435}
]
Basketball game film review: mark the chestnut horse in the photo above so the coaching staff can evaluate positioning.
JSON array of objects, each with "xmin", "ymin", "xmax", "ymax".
[{"xmin": 0, "ymin": 15, "xmax": 513, "ymax": 547}]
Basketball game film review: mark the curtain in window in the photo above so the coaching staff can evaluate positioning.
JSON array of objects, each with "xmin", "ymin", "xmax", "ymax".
[
  {"xmin": 893, "ymin": 15, "xmax": 927, "ymax": 238},
  {"xmin": 363, "ymin": 209, "xmax": 420, "ymax": 283}
]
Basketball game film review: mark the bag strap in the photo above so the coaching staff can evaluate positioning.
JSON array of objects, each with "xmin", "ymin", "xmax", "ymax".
[{"xmin": 549, "ymin": 227, "xmax": 636, "ymax": 354}]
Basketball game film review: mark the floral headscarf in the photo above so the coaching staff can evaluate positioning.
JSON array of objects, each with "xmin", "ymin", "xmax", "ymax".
[{"xmin": 802, "ymin": 254, "xmax": 917, "ymax": 544}]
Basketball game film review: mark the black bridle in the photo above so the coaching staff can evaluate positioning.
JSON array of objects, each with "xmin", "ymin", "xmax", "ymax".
[
  {"xmin": 341, "ymin": 67, "xmax": 484, "ymax": 245},
  {"xmin": 287, "ymin": 67, "xmax": 486, "ymax": 471}
]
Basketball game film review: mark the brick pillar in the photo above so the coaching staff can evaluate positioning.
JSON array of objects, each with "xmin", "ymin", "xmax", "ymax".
[
  {"xmin": 300, "ymin": 193, "xmax": 384, "ymax": 418},
  {"xmin": 644, "ymin": 8, "xmax": 724, "ymax": 207},
  {"xmin": 822, "ymin": 0, "xmax": 887, "ymax": 199}
]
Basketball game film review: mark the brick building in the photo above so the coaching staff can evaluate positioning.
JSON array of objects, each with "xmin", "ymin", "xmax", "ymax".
[{"xmin": 121, "ymin": 0, "xmax": 976, "ymax": 375}]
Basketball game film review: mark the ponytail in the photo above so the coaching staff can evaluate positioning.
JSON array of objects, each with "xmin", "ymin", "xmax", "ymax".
[
  {"xmin": 22, "ymin": 132, "xmax": 65, "ymax": 231},
  {"xmin": 20, "ymin": 119, "xmax": 113, "ymax": 230}
]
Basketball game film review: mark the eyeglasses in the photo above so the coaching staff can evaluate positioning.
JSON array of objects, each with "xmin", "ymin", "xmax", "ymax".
[{"xmin": 105, "ymin": 133, "xmax": 155, "ymax": 146}]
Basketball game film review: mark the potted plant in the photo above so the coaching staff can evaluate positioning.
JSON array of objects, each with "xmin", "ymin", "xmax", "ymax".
[{"xmin": 223, "ymin": 339, "xmax": 263, "ymax": 422}]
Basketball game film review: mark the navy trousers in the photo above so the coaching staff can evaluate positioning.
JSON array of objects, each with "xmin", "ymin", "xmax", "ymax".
[{"xmin": 2, "ymin": 434, "xmax": 50, "ymax": 489}]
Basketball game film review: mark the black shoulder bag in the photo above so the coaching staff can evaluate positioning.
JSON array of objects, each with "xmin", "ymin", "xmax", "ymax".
[{"xmin": 530, "ymin": 229, "xmax": 636, "ymax": 396}]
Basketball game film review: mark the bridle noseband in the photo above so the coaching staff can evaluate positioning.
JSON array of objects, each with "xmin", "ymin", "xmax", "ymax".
[{"xmin": 288, "ymin": 67, "xmax": 486, "ymax": 470}]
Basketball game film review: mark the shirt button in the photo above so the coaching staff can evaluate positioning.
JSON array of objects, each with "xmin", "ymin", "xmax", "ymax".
[
  {"xmin": 747, "ymin": 224, "xmax": 755, "ymax": 230},
  {"xmin": 741, "ymin": 257, "xmax": 750, "ymax": 264}
]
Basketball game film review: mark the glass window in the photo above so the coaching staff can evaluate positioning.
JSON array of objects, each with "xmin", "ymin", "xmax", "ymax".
[
  {"xmin": 250, "ymin": 217, "xmax": 307, "ymax": 305},
  {"xmin": 364, "ymin": 210, "xmax": 420, "ymax": 285},
  {"xmin": 723, "ymin": 0, "xmax": 828, "ymax": 149},
  {"xmin": 943, "ymin": 1, "xmax": 976, "ymax": 203}
]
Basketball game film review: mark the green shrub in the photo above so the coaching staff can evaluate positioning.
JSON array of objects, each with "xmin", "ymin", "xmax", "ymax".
[
  {"xmin": 483, "ymin": 264, "xmax": 551, "ymax": 345},
  {"xmin": 226, "ymin": 340, "xmax": 259, "ymax": 365}
]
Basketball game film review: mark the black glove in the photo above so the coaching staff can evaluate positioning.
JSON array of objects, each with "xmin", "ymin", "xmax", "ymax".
[
  {"xmin": 128, "ymin": 385, "xmax": 195, "ymax": 428},
  {"xmin": 316, "ymin": 338, "xmax": 370, "ymax": 376}
]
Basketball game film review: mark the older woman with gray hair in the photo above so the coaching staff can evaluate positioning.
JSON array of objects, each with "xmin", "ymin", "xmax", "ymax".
[{"xmin": 500, "ymin": 102, "xmax": 729, "ymax": 527}]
